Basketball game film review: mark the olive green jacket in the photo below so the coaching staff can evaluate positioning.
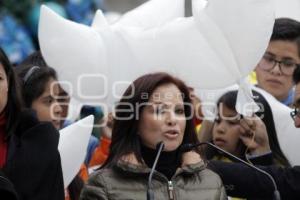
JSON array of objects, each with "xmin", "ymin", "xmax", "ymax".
[{"xmin": 80, "ymin": 151, "xmax": 227, "ymax": 200}]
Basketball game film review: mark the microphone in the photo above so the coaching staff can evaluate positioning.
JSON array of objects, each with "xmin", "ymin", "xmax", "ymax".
[
  {"xmin": 147, "ymin": 141, "xmax": 165, "ymax": 200},
  {"xmin": 180, "ymin": 142, "xmax": 281, "ymax": 200}
]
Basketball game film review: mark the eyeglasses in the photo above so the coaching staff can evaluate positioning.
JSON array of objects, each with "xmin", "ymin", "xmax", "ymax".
[
  {"xmin": 258, "ymin": 54, "xmax": 298, "ymax": 76},
  {"xmin": 290, "ymin": 107, "xmax": 300, "ymax": 120}
]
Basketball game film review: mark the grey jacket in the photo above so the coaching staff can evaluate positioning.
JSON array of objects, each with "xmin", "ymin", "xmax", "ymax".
[{"xmin": 80, "ymin": 151, "xmax": 227, "ymax": 200}]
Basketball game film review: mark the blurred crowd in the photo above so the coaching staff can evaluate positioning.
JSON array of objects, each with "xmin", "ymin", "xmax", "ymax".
[{"xmin": 0, "ymin": 0, "xmax": 105, "ymax": 64}]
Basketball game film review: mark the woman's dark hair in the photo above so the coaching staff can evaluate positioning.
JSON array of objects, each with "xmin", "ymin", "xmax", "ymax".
[
  {"xmin": 68, "ymin": 175, "xmax": 84, "ymax": 200},
  {"xmin": 15, "ymin": 64, "xmax": 57, "ymax": 107},
  {"xmin": 208, "ymin": 90, "xmax": 290, "ymax": 166},
  {"xmin": 19, "ymin": 51, "xmax": 47, "ymax": 67},
  {"xmin": 252, "ymin": 90, "xmax": 291, "ymax": 166},
  {"xmin": 102, "ymin": 72, "xmax": 199, "ymax": 168},
  {"xmin": 0, "ymin": 48, "xmax": 23, "ymax": 137}
]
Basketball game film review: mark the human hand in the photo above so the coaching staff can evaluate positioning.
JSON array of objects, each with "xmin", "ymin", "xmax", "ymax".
[{"xmin": 239, "ymin": 115, "xmax": 271, "ymax": 156}]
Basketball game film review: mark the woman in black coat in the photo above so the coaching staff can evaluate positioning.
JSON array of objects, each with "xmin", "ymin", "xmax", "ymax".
[{"xmin": 0, "ymin": 48, "xmax": 64, "ymax": 200}]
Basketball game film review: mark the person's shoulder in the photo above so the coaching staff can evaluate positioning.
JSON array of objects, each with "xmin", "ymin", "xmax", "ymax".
[
  {"xmin": 198, "ymin": 167, "xmax": 224, "ymax": 188},
  {"xmin": 16, "ymin": 109, "xmax": 54, "ymax": 132},
  {"xmin": 15, "ymin": 109, "xmax": 59, "ymax": 144},
  {"xmin": 0, "ymin": 170, "xmax": 18, "ymax": 200},
  {"xmin": 89, "ymin": 167, "xmax": 115, "ymax": 178},
  {"xmin": 87, "ymin": 168, "xmax": 114, "ymax": 187}
]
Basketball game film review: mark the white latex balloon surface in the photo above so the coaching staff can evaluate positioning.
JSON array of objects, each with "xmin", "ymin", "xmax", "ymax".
[
  {"xmin": 39, "ymin": 0, "xmax": 275, "ymax": 115},
  {"xmin": 58, "ymin": 115, "xmax": 94, "ymax": 188},
  {"xmin": 275, "ymin": 0, "xmax": 300, "ymax": 21}
]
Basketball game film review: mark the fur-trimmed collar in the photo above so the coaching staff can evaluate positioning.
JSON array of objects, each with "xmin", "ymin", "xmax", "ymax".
[{"xmin": 116, "ymin": 151, "xmax": 205, "ymax": 175}]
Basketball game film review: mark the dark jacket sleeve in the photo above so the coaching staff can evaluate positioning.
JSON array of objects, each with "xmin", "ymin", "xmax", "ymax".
[
  {"xmin": 4, "ymin": 111, "xmax": 64, "ymax": 200},
  {"xmin": 261, "ymin": 165, "xmax": 300, "ymax": 199},
  {"xmin": 0, "ymin": 170, "xmax": 19, "ymax": 200},
  {"xmin": 248, "ymin": 152, "xmax": 274, "ymax": 166},
  {"xmin": 208, "ymin": 161, "xmax": 300, "ymax": 200}
]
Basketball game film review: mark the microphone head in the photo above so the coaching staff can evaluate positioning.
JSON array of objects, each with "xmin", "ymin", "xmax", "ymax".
[{"xmin": 179, "ymin": 143, "xmax": 193, "ymax": 152}]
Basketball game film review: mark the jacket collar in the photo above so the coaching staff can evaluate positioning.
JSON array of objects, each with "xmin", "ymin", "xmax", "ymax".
[{"xmin": 115, "ymin": 151, "xmax": 206, "ymax": 176}]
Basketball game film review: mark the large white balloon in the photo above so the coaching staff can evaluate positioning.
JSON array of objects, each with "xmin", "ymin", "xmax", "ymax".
[
  {"xmin": 58, "ymin": 115, "xmax": 94, "ymax": 188},
  {"xmin": 39, "ymin": 0, "xmax": 275, "ymax": 115},
  {"xmin": 275, "ymin": 0, "xmax": 300, "ymax": 21}
]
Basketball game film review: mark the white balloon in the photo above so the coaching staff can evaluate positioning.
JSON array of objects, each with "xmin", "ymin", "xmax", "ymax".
[
  {"xmin": 104, "ymin": 12, "xmax": 122, "ymax": 24},
  {"xmin": 114, "ymin": 0, "xmax": 184, "ymax": 28},
  {"xmin": 92, "ymin": 10, "xmax": 109, "ymax": 29},
  {"xmin": 58, "ymin": 115, "xmax": 94, "ymax": 188},
  {"xmin": 275, "ymin": 0, "xmax": 300, "ymax": 21},
  {"xmin": 66, "ymin": 98, "xmax": 82, "ymax": 122},
  {"xmin": 39, "ymin": 7, "xmax": 108, "ymax": 103},
  {"xmin": 38, "ymin": 0, "xmax": 275, "ymax": 115}
]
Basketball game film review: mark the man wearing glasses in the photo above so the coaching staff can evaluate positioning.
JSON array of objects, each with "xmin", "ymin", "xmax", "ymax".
[
  {"xmin": 255, "ymin": 18, "xmax": 300, "ymax": 106},
  {"xmin": 209, "ymin": 66, "xmax": 300, "ymax": 199}
]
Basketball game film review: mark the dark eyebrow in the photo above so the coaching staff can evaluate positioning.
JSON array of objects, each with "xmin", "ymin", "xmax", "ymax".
[{"xmin": 280, "ymin": 57, "xmax": 297, "ymax": 62}]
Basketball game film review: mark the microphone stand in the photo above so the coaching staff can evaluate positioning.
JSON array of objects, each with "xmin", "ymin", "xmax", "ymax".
[
  {"xmin": 147, "ymin": 142, "xmax": 165, "ymax": 200},
  {"xmin": 181, "ymin": 142, "xmax": 281, "ymax": 200}
]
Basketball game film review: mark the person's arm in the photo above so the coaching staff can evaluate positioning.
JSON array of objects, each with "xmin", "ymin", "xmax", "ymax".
[
  {"xmin": 239, "ymin": 115, "xmax": 271, "ymax": 156},
  {"xmin": 208, "ymin": 161, "xmax": 274, "ymax": 198},
  {"xmin": 209, "ymin": 161, "xmax": 300, "ymax": 199},
  {"xmin": 261, "ymin": 165, "xmax": 300, "ymax": 199},
  {"xmin": 89, "ymin": 136, "xmax": 111, "ymax": 167},
  {"xmin": 89, "ymin": 114, "xmax": 113, "ymax": 167},
  {"xmin": 247, "ymin": 151, "xmax": 274, "ymax": 165}
]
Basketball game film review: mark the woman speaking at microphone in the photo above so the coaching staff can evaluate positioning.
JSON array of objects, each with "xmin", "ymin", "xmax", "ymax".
[{"xmin": 80, "ymin": 72, "xmax": 226, "ymax": 200}]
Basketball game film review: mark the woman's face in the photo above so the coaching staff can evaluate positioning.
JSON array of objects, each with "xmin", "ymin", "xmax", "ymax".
[
  {"xmin": 138, "ymin": 83, "xmax": 186, "ymax": 151},
  {"xmin": 212, "ymin": 104, "xmax": 242, "ymax": 155},
  {"xmin": 31, "ymin": 78, "xmax": 62, "ymax": 129},
  {"xmin": 0, "ymin": 64, "xmax": 8, "ymax": 114}
]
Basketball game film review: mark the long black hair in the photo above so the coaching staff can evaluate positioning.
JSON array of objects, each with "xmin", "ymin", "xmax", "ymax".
[
  {"xmin": 102, "ymin": 72, "xmax": 200, "ymax": 168},
  {"xmin": 0, "ymin": 48, "xmax": 23, "ymax": 137},
  {"xmin": 252, "ymin": 90, "xmax": 290, "ymax": 166}
]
